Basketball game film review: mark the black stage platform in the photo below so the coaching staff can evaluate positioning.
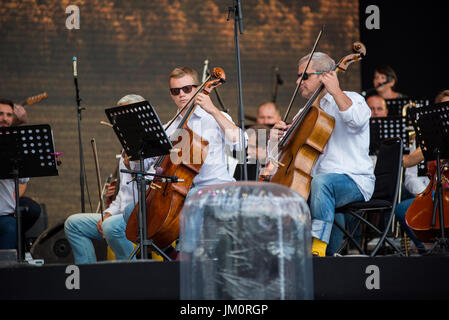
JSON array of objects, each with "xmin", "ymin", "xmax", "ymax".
[{"xmin": 1, "ymin": 256, "xmax": 449, "ymax": 300}]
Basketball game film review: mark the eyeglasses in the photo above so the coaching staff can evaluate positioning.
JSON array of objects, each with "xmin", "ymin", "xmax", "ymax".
[
  {"xmin": 169, "ymin": 85, "xmax": 198, "ymax": 96},
  {"xmin": 297, "ymin": 72, "xmax": 324, "ymax": 80}
]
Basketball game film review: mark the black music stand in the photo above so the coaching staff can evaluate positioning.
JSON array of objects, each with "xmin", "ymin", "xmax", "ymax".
[
  {"xmin": 370, "ymin": 116, "xmax": 409, "ymax": 155},
  {"xmin": 409, "ymin": 101, "xmax": 449, "ymax": 255},
  {"xmin": 386, "ymin": 98, "xmax": 430, "ymax": 176},
  {"xmin": 385, "ymin": 98, "xmax": 430, "ymax": 117},
  {"xmin": 105, "ymin": 100, "xmax": 175, "ymax": 260},
  {"xmin": 0, "ymin": 124, "xmax": 58, "ymax": 262}
]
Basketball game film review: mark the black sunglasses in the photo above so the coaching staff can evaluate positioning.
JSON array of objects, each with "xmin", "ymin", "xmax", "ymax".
[
  {"xmin": 297, "ymin": 72, "xmax": 324, "ymax": 80},
  {"xmin": 169, "ymin": 85, "xmax": 198, "ymax": 96}
]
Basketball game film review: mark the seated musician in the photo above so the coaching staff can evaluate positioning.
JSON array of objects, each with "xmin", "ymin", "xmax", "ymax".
[
  {"xmin": 127, "ymin": 67, "xmax": 242, "ymax": 256},
  {"xmin": 272, "ymin": 52, "xmax": 375, "ymax": 257},
  {"xmin": 0, "ymin": 99, "xmax": 40, "ymax": 250},
  {"xmin": 64, "ymin": 94, "xmax": 150, "ymax": 264},
  {"xmin": 366, "ymin": 94, "xmax": 388, "ymax": 118},
  {"xmin": 256, "ymin": 102, "xmax": 281, "ymax": 126},
  {"xmin": 132, "ymin": 66, "xmax": 241, "ymax": 188},
  {"xmin": 395, "ymin": 89, "xmax": 449, "ymax": 254}
]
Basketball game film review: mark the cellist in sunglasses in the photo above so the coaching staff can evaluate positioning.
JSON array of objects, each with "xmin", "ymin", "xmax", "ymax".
[{"xmin": 124, "ymin": 67, "xmax": 243, "ymax": 258}]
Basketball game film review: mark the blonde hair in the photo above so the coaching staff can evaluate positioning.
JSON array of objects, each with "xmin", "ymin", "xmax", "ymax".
[{"xmin": 169, "ymin": 67, "xmax": 199, "ymax": 85}]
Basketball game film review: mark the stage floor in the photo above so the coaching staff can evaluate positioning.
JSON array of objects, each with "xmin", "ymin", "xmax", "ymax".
[{"xmin": 1, "ymin": 256, "xmax": 449, "ymax": 300}]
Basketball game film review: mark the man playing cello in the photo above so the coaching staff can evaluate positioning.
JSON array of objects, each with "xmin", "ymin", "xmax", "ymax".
[
  {"xmin": 124, "ymin": 66, "xmax": 242, "ymax": 257},
  {"xmin": 272, "ymin": 52, "xmax": 375, "ymax": 256}
]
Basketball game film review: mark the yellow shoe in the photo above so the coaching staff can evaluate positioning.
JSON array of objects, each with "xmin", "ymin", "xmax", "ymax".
[{"xmin": 312, "ymin": 238, "xmax": 327, "ymax": 257}]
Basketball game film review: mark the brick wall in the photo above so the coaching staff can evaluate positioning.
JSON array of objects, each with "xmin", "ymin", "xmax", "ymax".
[{"xmin": 0, "ymin": 0, "xmax": 360, "ymax": 227}]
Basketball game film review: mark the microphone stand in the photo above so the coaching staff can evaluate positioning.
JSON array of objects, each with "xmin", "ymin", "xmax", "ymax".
[
  {"xmin": 228, "ymin": 0, "xmax": 247, "ymax": 181},
  {"xmin": 73, "ymin": 57, "xmax": 86, "ymax": 212},
  {"xmin": 271, "ymin": 66, "xmax": 283, "ymax": 103}
]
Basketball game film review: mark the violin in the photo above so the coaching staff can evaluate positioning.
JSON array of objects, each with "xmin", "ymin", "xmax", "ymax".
[
  {"xmin": 269, "ymin": 42, "xmax": 366, "ymax": 200},
  {"xmin": 125, "ymin": 68, "xmax": 226, "ymax": 249},
  {"xmin": 405, "ymin": 160, "xmax": 449, "ymax": 242}
]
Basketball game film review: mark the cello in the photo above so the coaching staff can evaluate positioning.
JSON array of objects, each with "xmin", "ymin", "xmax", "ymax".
[
  {"xmin": 269, "ymin": 42, "xmax": 366, "ymax": 200},
  {"xmin": 405, "ymin": 160, "xmax": 449, "ymax": 242},
  {"xmin": 125, "ymin": 68, "xmax": 226, "ymax": 249}
]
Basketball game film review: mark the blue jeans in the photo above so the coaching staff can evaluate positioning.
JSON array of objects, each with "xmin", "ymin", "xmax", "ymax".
[
  {"xmin": 64, "ymin": 203, "xmax": 136, "ymax": 264},
  {"xmin": 0, "ymin": 199, "xmax": 41, "ymax": 250},
  {"xmin": 309, "ymin": 173, "xmax": 364, "ymax": 249},
  {"xmin": 395, "ymin": 197, "xmax": 426, "ymax": 253},
  {"xmin": 0, "ymin": 215, "xmax": 17, "ymax": 249}
]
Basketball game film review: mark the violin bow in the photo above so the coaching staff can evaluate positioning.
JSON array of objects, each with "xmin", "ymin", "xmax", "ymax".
[
  {"xmin": 91, "ymin": 138, "xmax": 104, "ymax": 222},
  {"xmin": 282, "ymin": 25, "xmax": 324, "ymax": 122}
]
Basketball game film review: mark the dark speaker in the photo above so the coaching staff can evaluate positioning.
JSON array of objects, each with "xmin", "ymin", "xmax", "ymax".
[{"xmin": 30, "ymin": 221, "xmax": 107, "ymax": 264}]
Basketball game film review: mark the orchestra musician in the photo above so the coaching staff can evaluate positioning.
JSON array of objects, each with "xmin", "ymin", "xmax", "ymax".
[
  {"xmin": 256, "ymin": 102, "xmax": 281, "ymax": 126},
  {"xmin": 64, "ymin": 94, "xmax": 150, "ymax": 264},
  {"xmin": 394, "ymin": 89, "xmax": 449, "ymax": 254},
  {"xmin": 0, "ymin": 98, "xmax": 41, "ymax": 250},
  {"xmin": 371, "ymin": 65, "xmax": 407, "ymax": 100},
  {"xmin": 126, "ymin": 67, "xmax": 242, "ymax": 256},
  {"xmin": 366, "ymin": 94, "xmax": 388, "ymax": 118},
  {"xmin": 272, "ymin": 52, "xmax": 375, "ymax": 257},
  {"xmin": 131, "ymin": 67, "xmax": 241, "ymax": 187}
]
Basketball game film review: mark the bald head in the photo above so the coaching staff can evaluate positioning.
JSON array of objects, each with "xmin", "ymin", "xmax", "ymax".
[
  {"xmin": 257, "ymin": 102, "xmax": 281, "ymax": 125},
  {"xmin": 366, "ymin": 95, "xmax": 388, "ymax": 117}
]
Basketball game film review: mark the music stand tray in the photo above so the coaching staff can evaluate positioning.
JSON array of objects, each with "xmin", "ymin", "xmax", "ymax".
[
  {"xmin": 409, "ymin": 101, "xmax": 449, "ymax": 254},
  {"xmin": 104, "ymin": 100, "xmax": 174, "ymax": 260},
  {"xmin": 0, "ymin": 124, "xmax": 58, "ymax": 262}
]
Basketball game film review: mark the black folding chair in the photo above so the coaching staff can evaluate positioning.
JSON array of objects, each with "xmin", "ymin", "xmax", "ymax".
[{"xmin": 334, "ymin": 137, "xmax": 405, "ymax": 256}]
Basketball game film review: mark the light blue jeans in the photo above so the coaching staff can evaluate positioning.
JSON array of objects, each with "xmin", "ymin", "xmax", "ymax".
[
  {"xmin": 309, "ymin": 173, "xmax": 364, "ymax": 249},
  {"xmin": 64, "ymin": 203, "xmax": 136, "ymax": 264}
]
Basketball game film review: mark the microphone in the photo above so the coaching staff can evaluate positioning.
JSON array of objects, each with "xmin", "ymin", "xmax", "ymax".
[
  {"xmin": 73, "ymin": 56, "xmax": 77, "ymax": 78},
  {"xmin": 375, "ymin": 80, "xmax": 389, "ymax": 89},
  {"xmin": 361, "ymin": 80, "xmax": 390, "ymax": 97}
]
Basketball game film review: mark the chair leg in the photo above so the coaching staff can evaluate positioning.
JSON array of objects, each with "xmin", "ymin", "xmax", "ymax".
[
  {"xmin": 334, "ymin": 219, "xmax": 366, "ymax": 255},
  {"xmin": 371, "ymin": 209, "xmax": 404, "ymax": 256}
]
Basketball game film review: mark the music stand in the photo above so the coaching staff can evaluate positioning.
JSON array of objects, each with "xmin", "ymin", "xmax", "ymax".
[
  {"xmin": 385, "ymin": 98, "xmax": 430, "ymax": 117},
  {"xmin": 409, "ymin": 101, "xmax": 449, "ymax": 254},
  {"xmin": 369, "ymin": 116, "xmax": 410, "ymax": 237},
  {"xmin": 385, "ymin": 98, "xmax": 430, "ymax": 176},
  {"xmin": 105, "ymin": 100, "xmax": 175, "ymax": 260},
  {"xmin": 370, "ymin": 116, "xmax": 409, "ymax": 155},
  {"xmin": 0, "ymin": 124, "xmax": 58, "ymax": 262}
]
